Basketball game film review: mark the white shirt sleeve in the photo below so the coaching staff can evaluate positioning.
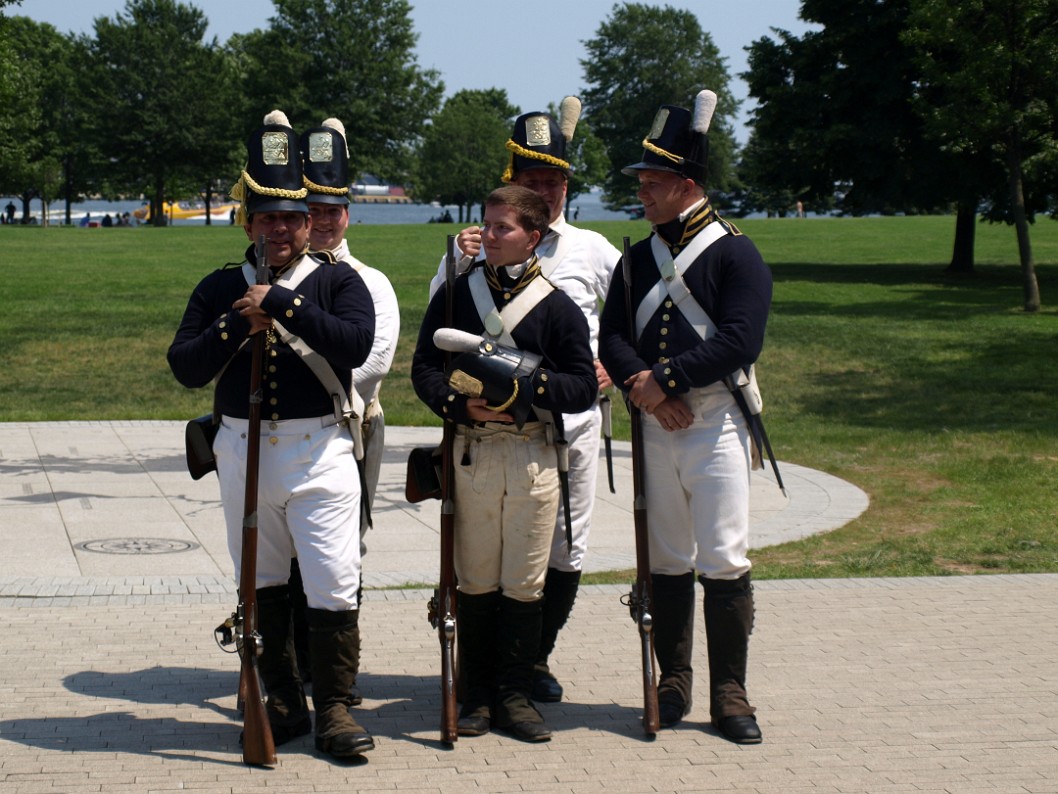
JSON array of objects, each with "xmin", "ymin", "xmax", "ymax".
[{"xmin": 347, "ymin": 260, "xmax": 399, "ymax": 405}]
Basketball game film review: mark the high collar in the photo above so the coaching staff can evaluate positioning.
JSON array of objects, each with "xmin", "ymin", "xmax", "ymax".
[
  {"xmin": 485, "ymin": 254, "xmax": 541, "ymax": 294},
  {"xmin": 654, "ymin": 197, "xmax": 713, "ymax": 250}
]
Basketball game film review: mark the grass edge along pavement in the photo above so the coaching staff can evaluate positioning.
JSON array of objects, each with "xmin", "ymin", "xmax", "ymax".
[{"xmin": 3, "ymin": 215, "xmax": 1058, "ymax": 580}]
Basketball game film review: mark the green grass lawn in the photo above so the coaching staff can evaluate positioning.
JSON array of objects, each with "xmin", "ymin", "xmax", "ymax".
[{"xmin": 3, "ymin": 215, "xmax": 1058, "ymax": 579}]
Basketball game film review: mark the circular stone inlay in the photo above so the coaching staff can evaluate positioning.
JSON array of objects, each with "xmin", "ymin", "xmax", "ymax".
[{"xmin": 75, "ymin": 538, "xmax": 200, "ymax": 555}]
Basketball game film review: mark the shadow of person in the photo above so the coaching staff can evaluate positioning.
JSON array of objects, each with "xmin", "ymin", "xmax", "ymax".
[
  {"xmin": 49, "ymin": 664, "xmax": 659, "ymax": 761},
  {"xmin": 354, "ymin": 671, "xmax": 659, "ymax": 745},
  {"xmin": 64, "ymin": 665, "xmax": 237, "ymax": 717},
  {"xmin": 0, "ymin": 712, "xmax": 248, "ymax": 767},
  {"xmin": 539, "ymin": 697, "xmax": 661, "ymax": 742}
]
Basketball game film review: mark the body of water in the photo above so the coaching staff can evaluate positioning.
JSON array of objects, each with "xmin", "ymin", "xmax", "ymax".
[{"xmin": 1, "ymin": 188, "xmax": 631, "ymax": 226}]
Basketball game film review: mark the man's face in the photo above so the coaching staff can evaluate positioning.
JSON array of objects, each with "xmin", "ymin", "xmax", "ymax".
[
  {"xmin": 481, "ymin": 204, "xmax": 541, "ymax": 267},
  {"xmin": 636, "ymin": 170, "xmax": 696, "ymax": 225},
  {"xmin": 244, "ymin": 211, "xmax": 311, "ymax": 266},
  {"xmin": 512, "ymin": 169, "xmax": 567, "ymax": 224},
  {"xmin": 308, "ymin": 202, "xmax": 349, "ymax": 251}
]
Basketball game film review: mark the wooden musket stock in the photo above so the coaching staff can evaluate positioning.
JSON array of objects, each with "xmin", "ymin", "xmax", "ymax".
[
  {"xmin": 431, "ymin": 235, "xmax": 459, "ymax": 743},
  {"xmin": 622, "ymin": 235, "xmax": 660, "ymax": 736},
  {"xmin": 237, "ymin": 235, "xmax": 277, "ymax": 765}
]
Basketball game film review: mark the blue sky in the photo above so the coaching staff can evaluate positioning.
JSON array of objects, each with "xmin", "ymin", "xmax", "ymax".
[{"xmin": 12, "ymin": 0, "xmax": 813, "ymax": 143}]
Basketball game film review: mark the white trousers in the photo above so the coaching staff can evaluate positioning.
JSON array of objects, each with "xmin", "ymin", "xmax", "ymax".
[
  {"xmin": 547, "ymin": 403, "xmax": 602, "ymax": 572},
  {"xmin": 453, "ymin": 422, "xmax": 559, "ymax": 602},
  {"xmin": 216, "ymin": 416, "xmax": 362, "ymax": 610},
  {"xmin": 641, "ymin": 386, "xmax": 753, "ymax": 580}
]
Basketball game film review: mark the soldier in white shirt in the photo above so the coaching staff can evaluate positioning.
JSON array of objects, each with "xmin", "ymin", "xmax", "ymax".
[{"xmin": 289, "ymin": 117, "xmax": 400, "ymax": 702}]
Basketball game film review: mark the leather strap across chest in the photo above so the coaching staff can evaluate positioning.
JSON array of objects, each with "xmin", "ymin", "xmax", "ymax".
[{"xmin": 635, "ymin": 220, "xmax": 729, "ymax": 341}]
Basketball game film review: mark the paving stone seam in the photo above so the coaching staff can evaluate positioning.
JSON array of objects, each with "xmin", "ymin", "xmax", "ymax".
[{"xmin": 1, "ymin": 573, "xmax": 1055, "ymax": 607}]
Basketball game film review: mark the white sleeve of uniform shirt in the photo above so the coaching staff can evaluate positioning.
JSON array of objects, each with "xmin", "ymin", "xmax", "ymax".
[
  {"xmin": 543, "ymin": 224, "xmax": 621, "ymax": 357},
  {"xmin": 349, "ymin": 262, "xmax": 400, "ymax": 405}
]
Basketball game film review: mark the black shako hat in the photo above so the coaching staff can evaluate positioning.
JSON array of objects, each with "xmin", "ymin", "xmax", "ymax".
[
  {"xmin": 232, "ymin": 110, "xmax": 308, "ymax": 222},
  {"xmin": 300, "ymin": 118, "xmax": 351, "ymax": 206},
  {"xmin": 502, "ymin": 96, "xmax": 581, "ymax": 183},
  {"xmin": 622, "ymin": 89, "xmax": 717, "ymax": 186}
]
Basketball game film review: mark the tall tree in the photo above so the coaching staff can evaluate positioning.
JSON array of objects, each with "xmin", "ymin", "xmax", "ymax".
[
  {"xmin": 414, "ymin": 89, "xmax": 516, "ymax": 223},
  {"xmin": 743, "ymin": 0, "xmax": 988, "ymax": 270},
  {"xmin": 82, "ymin": 0, "xmax": 241, "ymax": 226},
  {"xmin": 0, "ymin": 14, "xmax": 44, "ymax": 221},
  {"xmin": 234, "ymin": 0, "xmax": 443, "ymax": 187},
  {"xmin": 743, "ymin": 1, "xmax": 955, "ymax": 214},
  {"xmin": 905, "ymin": 0, "xmax": 1058, "ymax": 311},
  {"xmin": 580, "ymin": 2, "xmax": 735, "ymax": 210}
]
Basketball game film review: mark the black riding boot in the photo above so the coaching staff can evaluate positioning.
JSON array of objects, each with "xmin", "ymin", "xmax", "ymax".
[
  {"xmin": 455, "ymin": 591, "xmax": 500, "ymax": 736},
  {"xmin": 307, "ymin": 608, "xmax": 375, "ymax": 759},
  {"xmin": 494, "ymin": 596, "xmax": 551, "ymax": 742},
  {"xmin": 700, "ymin": 572, "xmax": 761, "ymax": 744},
  {"xmin": 254, "ymin": 585, "xmax": 312, "ymax": 745},
  {"xmin": 287, "ymin": 559, "xmax": 312, "ymax": 684},
  {"xmin": 651, "ymin": 572, "xmax": 696, "ymax": 728},
  {"xmin": 532, "ymin": 568, "xmax": 581, "ymax": 703},
  {"xmin": 290, "ymin": 559, "xmax": 363, "ymax": 705}
]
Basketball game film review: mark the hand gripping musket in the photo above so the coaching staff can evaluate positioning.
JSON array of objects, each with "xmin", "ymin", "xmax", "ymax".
[
  {"xmin": 618, "ymin": 236, "xmax": 660, "ymax": 736},
  {"xmin": 217, "ymin": 234, "xmax": 276, "ymax": 765},
  {"xmin": 427, "ymin": 235, "xmax": 459, "ymax": 744}
]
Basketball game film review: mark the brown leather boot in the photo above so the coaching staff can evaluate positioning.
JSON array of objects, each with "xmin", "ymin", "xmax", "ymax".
[
  {"xmin": 701, "ymin": 573, "xmax": 762, "ymax": 744},
  {"xmin": 307, "ymin": 608, "xmax": 374, "ymax": 759}
]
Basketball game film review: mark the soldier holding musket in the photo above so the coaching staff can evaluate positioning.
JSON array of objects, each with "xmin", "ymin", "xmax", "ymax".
[
  {"xmin": 168, "ymin": 111, "xmax": 377, "ymax": 761},
  {"xmin": 412, "ymin": 185, "xmax": 597, "ymax": 742},
  {"xmin": 429, "ymin": 98, "xmax": 620, "ymax": 704},
  {"xmin": 599, "ymin": 90, "xmax": 773, "ymax": 744}
]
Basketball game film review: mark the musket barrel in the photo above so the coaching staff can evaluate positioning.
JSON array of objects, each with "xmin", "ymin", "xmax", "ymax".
[
  {"xmin": 622, "ymin": 235, "xmax": 660, "ymax": 736},
  {"xmin": 237, "ymin": 235, "xmax": 277, "ymax": 765},
  {"xmin": 436, "ymin": 235, "xmax": 459, "ymax": 744}
]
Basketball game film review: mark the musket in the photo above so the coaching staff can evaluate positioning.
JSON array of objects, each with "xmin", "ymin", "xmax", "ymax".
[
  {"xmin": 235, "ymin": 235, "xmax": 277, "ymax": 765},
  {"xmin": 428, "ymin": 235, "xmax": 459, "ymax": 743},
  {"xmin": 620, "ymin": 235, "xmax": 660, "ymax": 736}
]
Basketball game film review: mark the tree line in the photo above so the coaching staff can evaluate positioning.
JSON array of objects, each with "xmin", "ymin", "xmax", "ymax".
[{"xmin": 3, "ymin": 0, "xmax": 1057, "ymax": 310}]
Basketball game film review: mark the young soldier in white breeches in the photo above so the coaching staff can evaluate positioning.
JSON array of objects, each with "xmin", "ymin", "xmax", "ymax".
[
  {"xmin": 429, "ymin": 99, "xmax": 619, "ymax": 703},
  {"xmin": 413, "ymin": 186, "xmax": 597, "ymax": 743}
]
